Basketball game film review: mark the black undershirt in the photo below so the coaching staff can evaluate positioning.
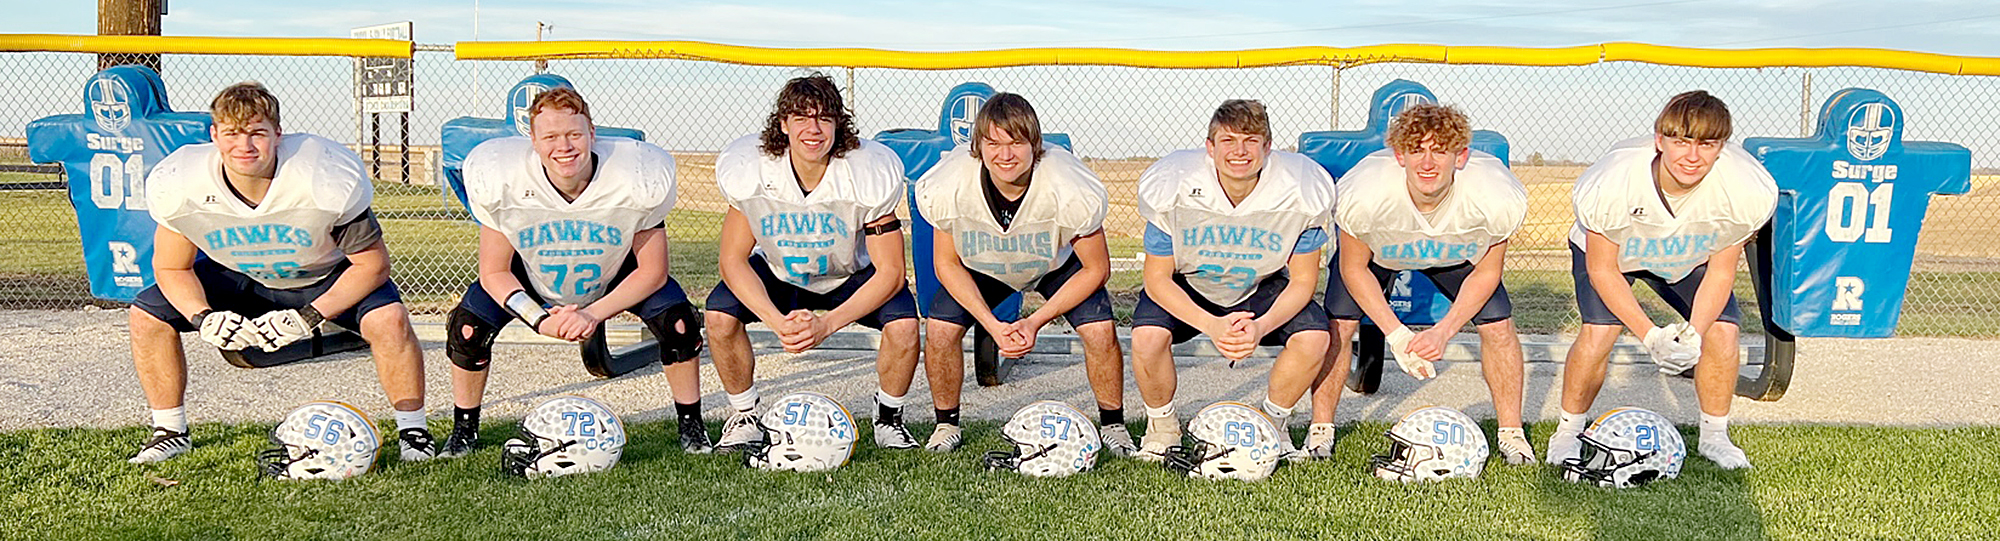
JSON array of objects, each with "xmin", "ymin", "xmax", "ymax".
[
  {"xmin": 792, "ymin": 165, "xmax": 814, "ymax": 197},
  {"xmin": 980, "ymin": 168, "xmax": 1030, "ymax": 229}
]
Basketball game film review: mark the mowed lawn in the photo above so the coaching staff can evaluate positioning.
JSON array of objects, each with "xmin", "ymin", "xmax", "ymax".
[{"xmin": 2, "ymin": 420, "xmax": 1995, "ymax": 540}]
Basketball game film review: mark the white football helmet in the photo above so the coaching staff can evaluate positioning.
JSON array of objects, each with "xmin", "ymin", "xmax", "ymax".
[
  {"xmin": 983, "ymin": 400, "xmax": 1102, "ymax": 477},
  {"xmin": 1371, "ymin": 406, "xmax": 1489, "ymax": 482},
  {"xmin": 259, "ymin": 401, "xmax": 380, "ymax": 480},
  {"xmin": 502, "ymin": 395, "xmax": 626, "ymax": 479},
  {"xmin": 745, "ymin": 391, "xmax": 857, "ymax": 472},
  {"xmin": 1166, "ymin": 402, "xmax": 1284, "ymax": 481},
  {"xmin": 1561, "ymin": 407, "xmax": 1686, "ymax": 488}
]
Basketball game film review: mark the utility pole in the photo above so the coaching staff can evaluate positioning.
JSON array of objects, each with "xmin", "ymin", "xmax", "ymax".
[
  {"xmin": 535, "ymin": 22, "xmax": 549, "ymax": 73},
  {"xmin": 98, "ymin": 0, "xmax": 164, "ymax": 72}
]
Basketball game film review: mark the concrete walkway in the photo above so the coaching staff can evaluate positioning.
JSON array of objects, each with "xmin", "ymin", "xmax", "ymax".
[{"xmin": 2, "ymin": 308, "xmax": 1993, "ymax": 431}]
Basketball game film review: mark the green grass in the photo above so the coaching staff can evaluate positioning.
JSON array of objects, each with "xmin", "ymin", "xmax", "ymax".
[{"xmin": 3, "ymin": 420, "xmax": 1995, "ymax": 539}]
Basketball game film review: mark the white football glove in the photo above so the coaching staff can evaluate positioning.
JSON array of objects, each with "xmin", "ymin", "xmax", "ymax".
[
  {"xmin": 196, "ymin": 310, "xmax": 263, "ymax": 351},
  {"xmin": 1385, "ymin": 325, "xmax": 1435, "ymax": 380},
  {"xmin": 250, "ymin": 306, "xmax": 324, "ymax": 352},
  {"xmin": 1642, "ymin": 323, "xmax": 1701, "ymax": 374}
]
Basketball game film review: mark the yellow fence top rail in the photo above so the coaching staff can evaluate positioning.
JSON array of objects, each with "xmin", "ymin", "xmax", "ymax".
[
  {"xmin": 0, "ymin": 34, "xmax": 412, "ymax": 58},
  {"xmin": 455, "ymin": 40, "xmax": 2000, "ymax": 76}
]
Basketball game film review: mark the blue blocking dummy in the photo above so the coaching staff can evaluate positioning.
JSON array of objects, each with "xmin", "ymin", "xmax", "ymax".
[
  {"xmin": 875, "ymin": 82, "xmax": 1073, "ymax": 319},
  {"xmin": 28, "ymin": 65, "xmax": 211, "ymax": 302},
  {"xmin": 1297, "ymin": 79, "xmax": 1512, "ymax": 325},
  {"xmin": 1744, "ymin": 89, "xmax": 1969, "ymax": 338},
  {"xmin": 439, "ymin": 73, "xmax": 645, "ymax": 215}
]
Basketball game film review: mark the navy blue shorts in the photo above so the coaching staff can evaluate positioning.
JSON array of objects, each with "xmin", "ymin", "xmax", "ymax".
[
  {"xmin": 454, "ymin": 254, "xmax": 693, "ymax": 328},
  {"xmin": 927, "ymin": 255, "xmax": 1114, "ymax": 328},
  {"xmin": 1324, "ymin": 260, "xmax": 1513, "ymax": 325},
  {"xmin": 133, "ymin": 257, "xmax": 404, "ymax": 333},
  {"xmin": 1133, "ymin": 272, "xmax": 1329, "ymax": 347},
  {"xmin": 1571, "ymin": 244, "xmax": 1741, "ymax": 326},
  {"xmin": 704, "ymin": 254, "xmax": 918, "ymax": 329}
]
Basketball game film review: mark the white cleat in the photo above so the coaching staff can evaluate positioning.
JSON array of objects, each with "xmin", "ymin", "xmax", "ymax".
[
  {"xmin": 1099, "ymin": 424, "xmax": 1139, "ymax": 458},
  {"xmin": 399, "ymin": 428, "xmax": 439, "ymax": 462},
  {"xmin": 874, "ymin": 418, "xmax": 918, "ymax": 449},
  {"xmin": 128, "ymin": 427, "xmax": 191, "ymax": 464},
  {"xmin": 1545, "ymin": 429, "xmax": 1583, "ymax": 466},
  {"xmin": 1700, "ymin": 436, "xmax": 1754, "ymax": 470},
  {"xmin": 924, "ymin": 424, "xmax": 962, "ymax": 453},
  {"xmin": 1136, "ymin": 418, "xmax": 1181, "ymax": 463},
  {"xmin": 1497, "ymin": 427, "xmax": 1537, "ymax": 465},
  {"xmin": 716, "ymin": 411, "xmax": 764, "ymax": 451},
  {"xmin": 1304, "ymin": 423, "xmax": 1338, "ymax": 460}
]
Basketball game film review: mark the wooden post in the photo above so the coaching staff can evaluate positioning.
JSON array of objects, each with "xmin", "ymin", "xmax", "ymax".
[{"xmin": 97, "ymin": 0, "xmax": 163, "ymax": 72}]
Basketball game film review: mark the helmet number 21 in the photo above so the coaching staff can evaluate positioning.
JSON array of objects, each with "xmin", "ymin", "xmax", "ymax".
[{"xmin": 1634, "ymin": 425, "xmax": 1659, "ymax": 451}]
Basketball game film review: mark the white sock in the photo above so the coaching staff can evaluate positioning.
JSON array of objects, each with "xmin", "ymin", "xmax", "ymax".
[
  {"xmin": 1699, "ymin": 412, "xmax": 1730, "ymax": 441},
  {"xmin": 1557, "ymin": 410, "xmax": 1590, "ymax": 434},
  {"xmin": 727, "ymin": 387, "xmax": 760, "ymax": 413},
  {"xmin": 1261, "ymin": 398, "xmax": 1295, "ymax": 427},
  {"xmin": 393, "ymin": 409, "xmax": 427, "ymax": 432},
  {"xmin": 875, "ymin": 389, "xmax": 906, "ymax": 408},
  {"xmin": 1144, "ymin": 401, "xmax": 1176, "ymax": 420},
  {"xmin": 150, "ymin": 407, "xmax": 187, "ymax": 433}
]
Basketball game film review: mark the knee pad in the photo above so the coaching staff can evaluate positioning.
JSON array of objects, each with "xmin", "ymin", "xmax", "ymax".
[
  {"xmin": 445, "ymin": 306, "xmax": 501, "ymax": 371},
  {"xmin": 644, "ymin": 303, "xmax": 705, "ymax": 365}
]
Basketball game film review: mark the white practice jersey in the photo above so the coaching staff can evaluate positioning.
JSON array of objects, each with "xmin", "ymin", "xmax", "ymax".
[
  {"xmin": 463, "ymin": 136, "xmax": 677, "ymax": 306},
  {"xmin": 1336, "ymin": 149, "xmax": 1527, "ymax": 271},
  {"xmin": 1569, "ymin": 136, "xmax": 1778, "ymax": 282},
  {"xmin": 915, "ymin": 143, "xmax": 1107, "ymax": 291},
  {"xmin": 147, "ymin": 133, "xmax": 371, "ymax": 290},
  {"xmin": 1138, "ymin": 149, "xmax": 1335, "ymax": 306},
  {"xmin": 715, "ymin": 135, "xmax": 905, "ymax": 294}
]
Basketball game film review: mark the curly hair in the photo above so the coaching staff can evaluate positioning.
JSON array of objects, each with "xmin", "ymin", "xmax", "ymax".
[
  {"xmin": 1385, "ymin": 103, "xmax": 1471, "ymax": 154},
  {"xmin": 759, "ymin": 73, "xmax": 861, "ymax": 159}
]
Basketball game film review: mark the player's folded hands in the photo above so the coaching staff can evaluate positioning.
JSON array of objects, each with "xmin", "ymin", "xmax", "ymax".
[
  {"xmin": 1642, "ymin": 323, "xmax": 1701, "ymax": 374},
  {"xmin": 249, "ymin": 306, "xmax": 322, "ymax": 352},
  {"xmin": 1386, "ymin": 325, "xmax": 1436, "ymax": 380},
  {"xmin": 197, "ymin": 309, "xmax": 263, "ymax": 351}
]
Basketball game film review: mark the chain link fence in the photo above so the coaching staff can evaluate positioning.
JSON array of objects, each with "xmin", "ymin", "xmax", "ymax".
[{"xmin": 2, "ymin": 47, "xmax": 1994, "ymax": 336}]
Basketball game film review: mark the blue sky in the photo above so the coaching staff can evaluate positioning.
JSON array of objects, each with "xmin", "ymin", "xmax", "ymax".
[{"xmin": 9, "ymin": 0, "xmax": 1999, "ymax": 54}]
